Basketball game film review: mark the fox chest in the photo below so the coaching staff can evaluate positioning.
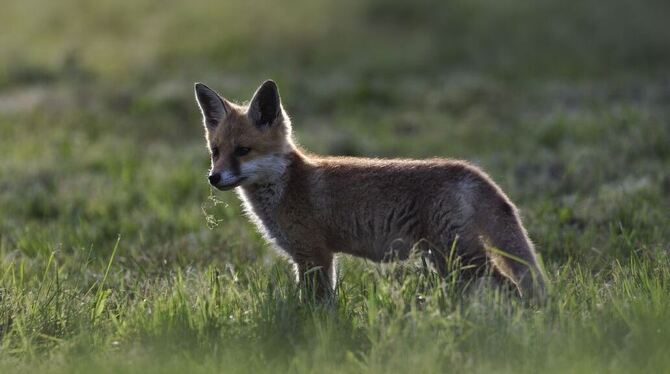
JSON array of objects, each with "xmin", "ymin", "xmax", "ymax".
[{"xmin": 238, "ymin": 185, "xmax": 292, "ymax": 254}]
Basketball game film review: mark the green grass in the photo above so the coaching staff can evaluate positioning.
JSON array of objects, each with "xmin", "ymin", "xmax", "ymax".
[{"xmin": 1, "ymin": 0, "xmax": 670, "ymax": 372}]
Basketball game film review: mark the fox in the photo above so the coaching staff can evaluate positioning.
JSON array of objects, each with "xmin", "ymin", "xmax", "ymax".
[{"xmin": 194, "ymin": 79, "xmax": 547, "ymax": 302}]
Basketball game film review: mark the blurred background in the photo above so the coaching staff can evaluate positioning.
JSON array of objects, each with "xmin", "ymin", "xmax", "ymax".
[{"xmin": 0, "ymin": 0, "xmax": 668, "ymax": 270}]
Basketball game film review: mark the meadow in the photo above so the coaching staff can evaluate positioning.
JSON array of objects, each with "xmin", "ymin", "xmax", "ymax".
[{"xmin": 1, "ymin": 0, "xmax": 669, "ymax": 372}]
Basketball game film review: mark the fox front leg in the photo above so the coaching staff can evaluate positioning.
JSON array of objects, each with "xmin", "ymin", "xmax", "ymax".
[{"xmin": 293, "ymin": 253, "xmax": 336, "ymax": 302}]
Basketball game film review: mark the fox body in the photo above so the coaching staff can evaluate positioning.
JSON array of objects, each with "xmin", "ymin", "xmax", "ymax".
[{"xmin": 195, "ymin": 80, "xmax": 547, "ymax": 300}]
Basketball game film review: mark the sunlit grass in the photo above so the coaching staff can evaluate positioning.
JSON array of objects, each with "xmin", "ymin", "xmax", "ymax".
[{"xmin": 1, "ymin": 247, "xmax": 669, "ymax": 373}]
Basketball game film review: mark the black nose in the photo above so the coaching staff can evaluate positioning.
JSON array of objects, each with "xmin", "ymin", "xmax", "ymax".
[{"xmin": 208, "ymin": 173, "xmax": 221, "ymax": 186}]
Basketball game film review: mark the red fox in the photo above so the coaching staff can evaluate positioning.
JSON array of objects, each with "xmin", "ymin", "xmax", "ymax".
[{"xmin": 194, "ymin": 80, "xmax": 547, "ymax": 301}]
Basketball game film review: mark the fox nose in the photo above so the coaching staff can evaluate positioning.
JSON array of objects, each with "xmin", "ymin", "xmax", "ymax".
[{"xmin": 208, "ymin": 173, "xmax": 221, "ymax": 186}]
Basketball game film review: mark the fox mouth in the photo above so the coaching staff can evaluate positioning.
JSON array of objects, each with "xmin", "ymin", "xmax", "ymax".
[{"xmin": 213, "ymin": 177, "xmax": 248, "ymax": 191}]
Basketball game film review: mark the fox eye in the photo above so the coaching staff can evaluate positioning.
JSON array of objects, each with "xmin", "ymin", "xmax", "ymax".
[
  {"xmin": 211, "ymin": 146, "xmax": 220, "ymax": 160},
  {"xmin": 233, "ymin": 146, "xmax": 251, "ymax": 157}
]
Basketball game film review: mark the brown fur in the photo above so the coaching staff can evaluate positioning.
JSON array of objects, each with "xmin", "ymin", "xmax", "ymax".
[{"xmin": 195, "ymin": 80, "xmax": 547, "ymax": 302}]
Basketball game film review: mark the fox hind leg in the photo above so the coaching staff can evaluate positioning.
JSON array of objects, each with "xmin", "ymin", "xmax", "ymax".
[{"xmin": 429, "ymin": 232, "xmax": 492, "ymax": 289}]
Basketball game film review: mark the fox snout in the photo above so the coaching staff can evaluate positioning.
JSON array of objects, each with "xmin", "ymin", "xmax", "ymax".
[{"xmin": 207, "ymin": 170, "xmax": 247, "ymax": 190}]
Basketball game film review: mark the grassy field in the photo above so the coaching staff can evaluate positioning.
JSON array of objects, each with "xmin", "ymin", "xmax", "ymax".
[{"xmin": 1, "ymin": 0, "xmax": 669, "ymax": 372}]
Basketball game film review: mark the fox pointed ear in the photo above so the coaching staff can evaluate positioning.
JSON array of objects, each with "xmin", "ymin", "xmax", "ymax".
[
  {"xmin": 194, "ymin": 83, "xmax": 227, "ymax": 129},
  {"xmin": 248, "ymin": 80, "xmax": 282, "ymax": 129}
]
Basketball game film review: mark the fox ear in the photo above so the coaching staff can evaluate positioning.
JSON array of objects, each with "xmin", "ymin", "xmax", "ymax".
[
  {"xmin": 248, "ymin": 80, "xmax": 281, "ymax": 129},
  {"xmin": 194, "ymin": 83, "xmax": 227, "ymax": 129}
]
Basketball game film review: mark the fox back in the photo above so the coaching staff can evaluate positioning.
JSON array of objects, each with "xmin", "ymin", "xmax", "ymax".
[{"xmin": 195, "ymin": 80, "xmax": 547, "ymax": 302}]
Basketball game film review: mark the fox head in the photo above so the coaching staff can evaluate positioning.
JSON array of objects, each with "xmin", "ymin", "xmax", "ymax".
[{"xmin": 194, "ymin": 80, "xmax": 293, "ymax": 190}]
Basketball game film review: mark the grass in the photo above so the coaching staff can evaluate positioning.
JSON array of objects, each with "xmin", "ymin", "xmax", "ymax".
[{"xmin": 1, "ymin": 0, "xmax": 670, "ymax": 372}]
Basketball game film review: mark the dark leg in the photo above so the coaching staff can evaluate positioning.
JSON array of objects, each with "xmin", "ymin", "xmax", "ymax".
[
  {"xmin": 295, "ymin": 253, "xmax": 335, "ymax": 302},
  {"xmin": 430, "ymin": 234, "xmax": 489, "ymax": 288}
]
